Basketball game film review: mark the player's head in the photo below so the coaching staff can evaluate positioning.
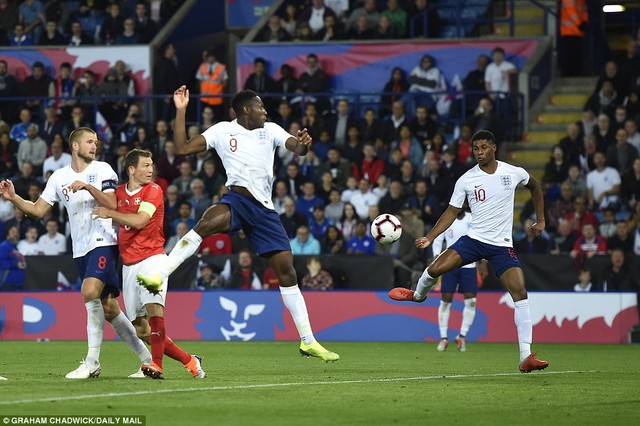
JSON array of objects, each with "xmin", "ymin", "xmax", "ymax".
[
  {"xmin": 68, "ymin": 127, "xmax": 98, "ymax": 163},
  {"xmin": 232, "ymin": 90, "xmax": 266, "ymax": 129},
  {"xmin": 124, "ymin": 148, "xmax": 153, "ymax": 186},
  {"xmin": 471, "ymin": 130, "xmax": 497, "ymax": 166}
]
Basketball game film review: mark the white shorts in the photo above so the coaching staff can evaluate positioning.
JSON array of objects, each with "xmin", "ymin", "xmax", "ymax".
[{"xmin": 122, "ymin": 253, "xmax": 168, "ymax": 321}]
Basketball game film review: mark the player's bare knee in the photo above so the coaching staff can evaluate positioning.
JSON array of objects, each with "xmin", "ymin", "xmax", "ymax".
[{"xmin": 81, "ymin": 287, "xmax": 100, "ymax": 302}]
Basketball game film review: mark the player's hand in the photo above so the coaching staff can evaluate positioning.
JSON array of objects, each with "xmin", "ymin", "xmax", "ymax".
[
  {"xmin": 530, "ymin": 221, "xmax": 545, "ymax": 237},
  {"xmin": 0, "ymin": 179, "xmax": 16, "ymax": 200},
  {"xmin": 174, "ymin": 85, "xmax": 189, "ymax": 110},
  {"xmin": 92, "ymin": 206, "xmax": 111, "ymax": 219},
  {"xmin": 68, "ymin": 180, "xmax": 90, "ymax": 193},
  {"xmin": 415, "ymin": 237, "xmax": 432, "ymax": 249},
  {"xmin": 297, "ymin": 128, "xmax": 312, "ymax": 147}
]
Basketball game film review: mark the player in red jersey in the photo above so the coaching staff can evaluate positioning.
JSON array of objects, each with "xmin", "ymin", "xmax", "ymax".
[{"xmin": 93, "ymin": 149, "xmax": 205, "ymax": 379}]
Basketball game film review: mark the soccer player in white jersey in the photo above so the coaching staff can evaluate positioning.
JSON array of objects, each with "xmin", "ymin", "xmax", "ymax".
[
  {"xmin": 137, "ymin": 86, "xmax": 339, "ymax": 362},
  {"xmin": 389, "ymin": 130, "xmax": 549, "ymax": 373},
  {"xmin": 431, "ymin": 209, "xmax": 476, "ymax": 352},
  {"xmin": 0, "ymin": 128, "xmax": 152, "ymax": 379}
]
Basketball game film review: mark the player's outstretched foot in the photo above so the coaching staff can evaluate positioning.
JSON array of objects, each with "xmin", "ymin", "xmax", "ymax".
[
  {"xmin": 455, "ymin": 335, "xmax": 467, "ymax": 352},
  {"xmin": 436, "ymin": 338, "xmax": 449, "ymax": 352},
  {"xmin": 142, "ymin": 363, "xmax": 164, "ymax": 380},
  {"xmin": 185, "ymin": 355, "xmax": 206, "ymax": 378},
  {"xmin": 519, "ymin": 351, "xmax": 549, "ymax": 373},
  {"xmin": 299, "ymin": 340, "xmax": 340, "ymax": 362},
  {"xmin": 65, "ymin": 360, "xmax": 101, "ymax": 379},
  {"xmin": 0, "ymin": 376, "xmax": 7, "ymax": 380},
  {"xmin": 128, "ymin": 367, "xmax": 145, "ymax": 378},
  {"xmin": 136, "ymin": 273, "xmax": 163, "ymax": 295},
  {"xmin": 388, "ymin": 287, "xmax": 426, "ymax": 303}
]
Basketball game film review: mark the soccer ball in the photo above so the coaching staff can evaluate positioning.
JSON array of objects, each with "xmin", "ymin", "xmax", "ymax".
[{"xmin": 371, "ymin": 214, "xmax": 402, "ymax": 244}]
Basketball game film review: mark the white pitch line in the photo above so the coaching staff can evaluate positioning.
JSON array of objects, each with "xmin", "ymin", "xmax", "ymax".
[{"xmin": 0, "ymin": 370, "xmax": 595, "ymax": 405}]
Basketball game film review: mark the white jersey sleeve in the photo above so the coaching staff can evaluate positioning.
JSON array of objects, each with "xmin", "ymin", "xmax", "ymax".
[
  {"xmin": 40, "ymin": 170, "xmax": 62, "ymax": 206},
  {"xmin": 432, "ymin": 232, "xmax": 445, "ymax": 257}
]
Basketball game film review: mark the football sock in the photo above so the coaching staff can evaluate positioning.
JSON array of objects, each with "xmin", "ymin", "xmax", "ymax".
[
  {"xmin": 514, "ymin": 299, "xmax": 532, "ymax": 363},
  {"xmin": 414, "ymin": 269, "xmax": 438, "ymax": 302},
  {"xmin": 149, "ymin": 316, "xmax": 166, "ymax": 368},
  {"xmin": 164, "ymin": 335, "xmax": 192, "ymax": 365},
  {"xmin": 460, "ymin": 297, "xmax": 477, "ymax": 337},
  {"xmin": 438, "ymin": 301, "xmax": 451, "ymax": 339},
  {"xmin": 109, "ymin": 312, "xmax": 152, "ymax": 365},
  {"xmin": 85, "ymin": 299, "xmax": 104, "ymax": 365},
  {"xmin": 280, "ymin": 285, "xmax": 314, "ymax": 345},
  {"xmin": 164, "ymin": 230, "xmax": 203, "ymax": 276}
]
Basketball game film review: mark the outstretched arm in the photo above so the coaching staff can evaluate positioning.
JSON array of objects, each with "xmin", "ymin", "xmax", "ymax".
[
  {"xmin": 285, "ymin": 128, "xmax": 312, "ymax": 156},
  {"xmin": 415, "ymin": 204, "xmax": 461, "ymax": 249},
  {"xmin": 173, "ymin": 85, "xmax": 208, "ymax": 156},
  {"xmin": 525, "ymin": 174, "xmax": 545, "ymax": 237},
  {"xmin": 0, "ymin": 180, "xmax": 52, "ymax": 219},
  {"xmin": 93, "ymin": 207, "xmax": 151, "ymax": 230}
]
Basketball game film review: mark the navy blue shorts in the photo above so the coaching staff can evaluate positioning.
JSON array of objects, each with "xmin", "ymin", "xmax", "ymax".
[
  {"xmin": 75, "ymin": 245, "xmax": 121, "ymax": 299},
  {"xmin": 441, "ymin": 267, "xmax": 478, "ymax": 294},
  {"xmin": 219, "ymin": 191, "xmax": 291, "ymax": 256},
  {"xmin": 449, "ymin": 235, "xmax": 521, "ymax": 277}
]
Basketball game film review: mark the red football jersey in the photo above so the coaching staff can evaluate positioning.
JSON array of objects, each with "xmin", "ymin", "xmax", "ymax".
[{"xmin": 116, "ymin": 183, "xmax": 166, "ymax": 265}]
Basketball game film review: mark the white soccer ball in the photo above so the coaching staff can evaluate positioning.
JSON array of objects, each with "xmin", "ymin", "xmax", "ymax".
[{"xmin": 371, "ymin": 214, "xmax": 402, "ymax": 245}]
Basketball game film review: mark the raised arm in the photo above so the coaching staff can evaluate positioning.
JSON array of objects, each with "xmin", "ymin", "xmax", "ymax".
[
  {"xmin": 173, "ymin": 85, "xmax": 208, "ymax": 156},
  {"xmin": 0, "ymin": 179, "xmax": 52, "ymax": 219},
  {"xmin": 285, "ymin": 127, "xmax": 312, "ymax": 156},
  {"xmin": 415, "ymin": 204, "xmax": 461, "ymax": 249},
  {"xmin": 525, "ymin": 174, "xmax": 545, "ymax": 236}
]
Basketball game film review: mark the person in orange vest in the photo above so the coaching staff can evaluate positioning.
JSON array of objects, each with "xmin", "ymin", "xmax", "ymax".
[
  {"xmin": 560, "ymin": 0, "xmax": 588, "ymax": 77},
  {"xmin": 195, "ymin": 51, "xmax": 228, "ymax": 118}
]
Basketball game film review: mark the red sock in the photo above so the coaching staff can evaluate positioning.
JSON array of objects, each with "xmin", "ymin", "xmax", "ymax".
[
  {"xmin": 149, "ymin": 316, "xmax": 166, "ymax": 368},
  {"xmin": 164, "ymin": 335, "xmax": 192, "ymax": 365}
]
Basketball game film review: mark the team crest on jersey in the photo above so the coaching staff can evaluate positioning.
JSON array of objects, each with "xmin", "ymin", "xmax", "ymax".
[
  {"xmin": 500, "ymin": 175, "xmax": 512, "ymax": 187},
  {"xmin": 257, "ymin": 129, "xmax": 268, "ymax": 143},
  {"xmin": 134, "ymin": 197, "xmax": 141, "ymax": 205},
  {"xmin": 87, "ymin": 174, "xmax": 97, "ymax": 184}
]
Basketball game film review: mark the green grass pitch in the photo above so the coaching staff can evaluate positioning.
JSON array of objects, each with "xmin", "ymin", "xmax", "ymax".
[{"xmin": 1, "ymin": 341, "xmax": 639, "ymax": 425}]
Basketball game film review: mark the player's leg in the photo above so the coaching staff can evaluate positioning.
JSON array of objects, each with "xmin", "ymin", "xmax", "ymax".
[
  {"xmin": 137, "ymin": 203, "xmax": 231, "ymax": 292},
  {"xmin": 456, "ymin": 267, "xmax": 479, "ymax": 352},
  {"xmin": 438, "ymin": 290, "xmax": 453, "ymax": 352},
  {"xmin": 267, "ymin": 250, "xmax": 339, "ymax": 362},
  {"xmin": 499, "ymin": 265, "xmax": 548, "ymax": 372},
  {"xmin": 139, "ymin": 304, "xmax": 165, "ymax": 379}
]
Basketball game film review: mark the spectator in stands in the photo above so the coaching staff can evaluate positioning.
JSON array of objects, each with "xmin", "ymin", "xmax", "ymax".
[
  {"xmin": 223, "ymin": 249, "xmax": 264, "ymax": 290},
  {"xmin": 314, "ymin": 14, "xmax": 345, "ymax": 41},
  {"xmin": 157, "ymin": 140, "xmax": 184, "ymax": 183},
  {"xmin": 280, "ymin": 198, "xmax": 308, "ymax": 239},
  {"xmin": 298, "ymin": 54, "xmax": 330, "ymax": 112},
  {"xmin": 599, "ymin": 207, "xmax": 617, "ymax": 239},
  {"xmin": 39, "ymin": 106, "xmax": 64, "ymax": 145},
  {"xmin": 73, "ymin": 71, "xmax": 98, "ymax": 119},
  {"xmin": 187, "ymin": 178, "xmax": 211, "ymax": 220},
  {"xmin": 542, "ymin": 145, "xmax": 570, "ymax": 186},
  {"xmin": 170, "ymin": 201, "xmax": 195, "ymax": 237},
  {"xmin": 463, "ymin": 54, "xmax": 490, "ymax": 116},
  {"xmin": 0, "ymin": 225, "xmax": 26, "ymax": 290},
  {"xmin": 547, "ymin": 182, "xmax": 575, "ymax": 233},
  {"xmin": 397, "ymin": 158, "xmax": 416, "ymax": 196},
  {"xmin": 0, "ymin": 131, "xmax": 18, "ymax": 178},
  {"xmin": 380, "ymin": 68, "xmax": 409, "ymax": 119},
  {"xmin": 577, "ymin": 109, "xmax": 597, "ymax": 137},
  {"xmin": 296, "ymin": 181, "xmax": 324, "ymax": 221},
  {"xmin": 100, "ymin": 3, "xmax": 124, "ymax": 45},
  {"xmin": 259, "ymin": 15, "xmax": 292, "ymax": 42},
  {"xmin": 451, "ymin": 124, "xmax": 474, "ymax": 169},
  {"xmin": 599, "ymin": 249, "xmax": 634, "ymax": 291},
  {"xmin": 300, "ymin": 0, "xmax": 337, "ymax": 34},
  {"xmin": 585, "ymin": 80, "xmax": 620, "ymax": 119},
  {"xmin": 280, "ymin": 2, "xmax": 300, "ymax": 37},
  {"xmin": 573, "ymin": 268, "xmax": 593, "ymax": 292},
  {"xmin": 558, "ymin": 123, "xmax": 582, "ymax": 166},
  {"xmin": 337, "ymin": 201, "xmax": 357, "ymax": 239},
  {"xmin": 290, "ymin": 224, "xmax": 321, "ymax": 255},
  {"xmin": 309, "ymin": 205, "xmax": 334, "ymax": 241},
  {"xmin": 276, "ymin": 64, "xmax": 299, "ymax": 100},
  {"xmin": 17, "ymin": 225, "xmax": 40, "ymax": 256},
  {"xmin": 579, "ymin": 134, "xmax": 597, "ymax": 175},
  {"xmin": 315, "ymin": 171, "xmax": 336, "ymax": 203},
  {"xmin": 407, "ymin": 178, "xmax": 440, "ymax": 228},
  {"xmin": 391, "ymin": 125, "xmax": 423, "ymax": 169},
  {"xmin": 559, "ymin": 0, "xmax": 587, "ymax": 77},
  {"xmin": 134, "ymin": 1, "xmax": 158, "ymax": 43},
  {"xmin": 153, "ymin": 43, "xmax": 180, "ymax": 121},
  {"xmin": 196, "ymin": 50, "xmax": 228, "ymax": 119},
  {"xmin": 550, "ymin": 219, "xmax": 578, "ymax": 255},
  {"xmin": 9, "ymin": 109, "xmax": 33, "ymax": 144},
  {"xmin": 199, "ymin": 227, "xmax": 233, "ymax": 254},
  {"xmin": 199, "ymin": 106, "xmax": 217, "ymax": 132},
  {"xmin": 346, "ymin": 220, "xmax": 376, "ymax": 254},
  {"xmin": 565, "ymin": 196, "xmax": 599, "ymax": 237},
  {"xmin": 198, "ymin": 159, "xmax": 223, "ymax": 201},
  {"xmin": 273, "ymin": 180, "xmax": 292, "ymax": 215},
  {"xmin": 606, "ymin": 128, "xmax": 639, "ymax": 175},
  {"xmin": 352, "ymin": 143, "xmax": 384, "ymax": 184},
  {"xmin": 594, "ymin": 60, "xmax": 626, "ymax": 100},
  {"xmin": 301, "ymin": 256, "xmax": 334, "ymax": 290},
  {"xmin": 117, "ymin": 103, "xmax": 144, "ymax": 144},
  {"xmin": 570, "ymin": 222, "xmax": 607, "ymax": 267},
  {"xmin": 624, "ymin": 119, "xmax": 640, "ymax": 152},
  {"xmin": 327, "ymin": 99, "xmax": 355, "ymax": 148},
  {"xmin": 346, "ymin": 0, "xmax": 379, "ymax": 30},
  {"xmin": 485, "ymin": 47, "xmax": 516, "ymax": 100},
  {"xmin": 408, "ymin": 0, "xmax": 439, "ymax": 38},
  {"xmin": 18, "ymin": 0, "xmax": 43, "ymax": 42},
  {"xmin": 593, "ymin": 113, "xmax": 615, "ymax": 153},
  {"xmin": 350, "ymin": 179, "xmax": 379, "ymax": 220},
  {"xmin": 324, "ymin": 189, "xmax": 344, "ymax": 223},
  {"xmin": 16, "ymin": 124, "xmax": 47, "ymax": 175},
  {"xmin": 322, "ymin": 224, "xmax": 345, "ymax": 254},
  {"xmin": 612, "ymin": 105, "xmax": 628, "ymax": 132},
  {"xmin": 382, "ymin": 100, "xmax": 408, "ymax": 143},
  {"xmin": 164, "ymin": 220, "xmax": 188, "ymax": 253},
  {"xmin": 67, "ymin": 20, "xmax": 93, "ymax": 45},
  {"xmin": 0, "ymin": 0, "xmax": 18, "ymax": 42},
  {"xmin": 0, "ymin": 60, "xmax": 18, "ymax": 122},
  {"xmin": 63, "ymin": 106, "xmax": 91, "ymax": 138},
  {"xmin": 114, "ymin": 60, "xmax": 135, "ymax": 97},
  {"xmin": 359, "ymin": 108, "xmax": 384, "ymax": 149},
  {"xmin": 42, "ymin": 136, "xmax": 70, "ymax": 176},
  {"xmin": 40, "ymin": 19, "xmax": 65, "ymax": 45},
  {"xmin": 378, "ymin": 180, "xmax": 405, "ymax": 216},
  {"xmin": 623, "ymin": 90, "xmax": 640, "ymax": 121},
  {"xmin": 96, "ymin": 69, "xmax": 128, "ymax": 124},
  {"xmin": 373, "ymin": 14, "xmax": 396, "ymax": 39},
  {"xmin": 587, "ymin": 152, "xmax": 621, "ymax": 210},
  {"xmin": 191, "ymin": 263, "xmax": 221, "ymax": 291},
  {"xmin": 620, "ymin": 157, "xmax": 640, "ymax": 212},
  {"xmin": 410, "ymin": 105, "xmax": 438, "ymax": 148},
  {"xmin": 114, "ymin": 17, "xmax": 139, "ymax": 45},
  {"xmin": 382, "ymin": 0, "xmax": 407, "ymax": 37},
  {"xmin": 607, "ymin": 220, "xmax": 634, "ymax": 254},
  {"xmin": 347, "ymin": 14, "xmax": 375, "ymax": 40},
  {"xmin": 172, "ymin": 161, "xmax": 194, "ymax": 199},
  {"xmin": 38, "ymin": 218, "xmax": 65, "ymax": 255},
  {"xmin": 466, "ymin": 97, "xmax": 503, "ymax": 146},
  {"xmin": 20, "ymin": 61, "xmax": 51, "ymax": 121},
  {"xmin": 514, "ymin": 218, "xmax": 550, "ymax": 254},
  {"xmin": 407, "ymin": 55, "xmax": 444, "ymax": 111},
  {"xmin": 322, "ymin": 148, "xmax": 351, "ymax": 190}
]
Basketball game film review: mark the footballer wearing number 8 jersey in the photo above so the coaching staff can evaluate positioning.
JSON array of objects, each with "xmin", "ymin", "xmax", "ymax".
[{"xmin": 389, "ymin": 130, "xmax": 549, "ymax": 373}]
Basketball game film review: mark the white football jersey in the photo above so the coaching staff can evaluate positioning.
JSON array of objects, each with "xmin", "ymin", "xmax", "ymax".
[
  {"xmin": 40, "ymin": 161, "xmax": 118, "ymax": 258},
  {"xmin": 202, "ymin": 120, "xmax": 292, "ymax": 210},
  {"xmin": 450, "ymin": 161, "xmax": 529, "ymax": 247},
  {"xmin": 432, "ymin": 213, "xmax": 475, "ymax": 268}
]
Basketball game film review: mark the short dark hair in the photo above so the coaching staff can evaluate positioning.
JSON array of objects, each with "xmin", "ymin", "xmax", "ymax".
[
  {"xmin": 124, "ymin": 148, "xmax": 152, "ymax": 173},
  {"xmin": 231, "ymin": 90, "xmax": 259, "ymax": 115},
  {"xmin": 68, "ymin": 127, "xmax": 96, "ymax": 149},
  {"xmin": 492, "ymin": 46, "xmax": 506, "ymax": 55},
  {"xmin": 471, "ymin": 130, "xmax": 496, "ymax": 145},
  {"xmin": 254, "ymin": 57, "xmax": 266, "ymax": 66}
]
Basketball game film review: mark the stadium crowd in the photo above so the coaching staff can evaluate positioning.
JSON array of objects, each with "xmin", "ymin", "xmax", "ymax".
[{"xmin": 0, "ymin": 0, "xmax": 638, "ymax": 293}]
